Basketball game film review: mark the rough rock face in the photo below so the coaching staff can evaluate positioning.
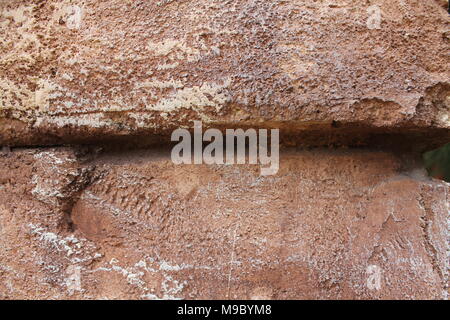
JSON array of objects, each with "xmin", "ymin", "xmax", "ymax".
[
  {"xmin": 0, "ymin": 0, "xmax": 449, "ymax": 300},
  {"xmin": 0, "ymin": 148, "xmax": 448, "ymax": 299},
  {"xmin": 0, "ymin": 0, "xmax": 449, "ymax": 146}
]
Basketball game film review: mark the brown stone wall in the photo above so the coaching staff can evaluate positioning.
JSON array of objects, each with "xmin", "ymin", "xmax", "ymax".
[
  {"xmin": 0, "ymin": 0, "xmax": 448, "ymax": 300},
  {"xmin": 0, "ymin": 148, "xmax": 448, "ymax": 299}
]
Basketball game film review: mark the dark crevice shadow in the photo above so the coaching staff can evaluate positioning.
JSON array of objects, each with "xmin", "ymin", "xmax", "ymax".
[{"xmin": 423, "ymin": 142, "xmax": 450, "ymax": 182}]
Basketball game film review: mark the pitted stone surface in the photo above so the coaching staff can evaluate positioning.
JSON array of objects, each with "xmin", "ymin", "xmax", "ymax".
[
  {"xmin": 0, "ymin": 148, "xmax": 448, "ymax": 299},
  {"xmin": 0, "ymin": 0, "xmax": 449, "ymax": 300},
  {"xmin": 0, "ymin": 0, "xmax": 449, "ymax": 146}
]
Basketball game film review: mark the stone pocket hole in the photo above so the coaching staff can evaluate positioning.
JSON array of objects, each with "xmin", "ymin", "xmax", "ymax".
[{"xmin": 423, "ymin": 142, "xmax": 450, "ymax": 182}]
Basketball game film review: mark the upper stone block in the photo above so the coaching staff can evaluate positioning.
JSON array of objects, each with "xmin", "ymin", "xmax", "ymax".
[{"xmin": 0, "ymin": 0, "xmax": 449, "ymax": 146}]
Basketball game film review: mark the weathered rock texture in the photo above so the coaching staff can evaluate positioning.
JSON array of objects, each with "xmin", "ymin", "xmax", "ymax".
[
  {"xmin": 0, "ymin": 148, "xmax": 448, "ymax": 299},
  {"xmin": 0, "ymin": 0, "xmax": 449, "ymax": 300},
  {"xmin": 0, "ymin": 0, "xmax": 449, "ymax": 147}
]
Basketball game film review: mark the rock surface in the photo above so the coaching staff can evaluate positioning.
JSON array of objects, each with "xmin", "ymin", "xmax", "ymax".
[
  {"xmin": 0, "ymin": 148, "xmax": 448, "ymax": 299},
  {"xmin": 0, "ymin": 0, "xmax": 449, "ymax": 146},
  {"xmin": 0, "ymin": 0, "xmax": 449, "ymax": 300}
]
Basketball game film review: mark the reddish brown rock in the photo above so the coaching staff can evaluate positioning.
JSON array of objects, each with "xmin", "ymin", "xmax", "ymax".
[
  {"xmin": 0, "ymin": 148, "xmax": 448, "ymax": 299},
  {"xmin": 0, "ymin": 0, "xmax": 449, "ymax": 300},
  {"xmin": 0, "ymin": 0, "xmax": 449, "ymax": 146}
]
